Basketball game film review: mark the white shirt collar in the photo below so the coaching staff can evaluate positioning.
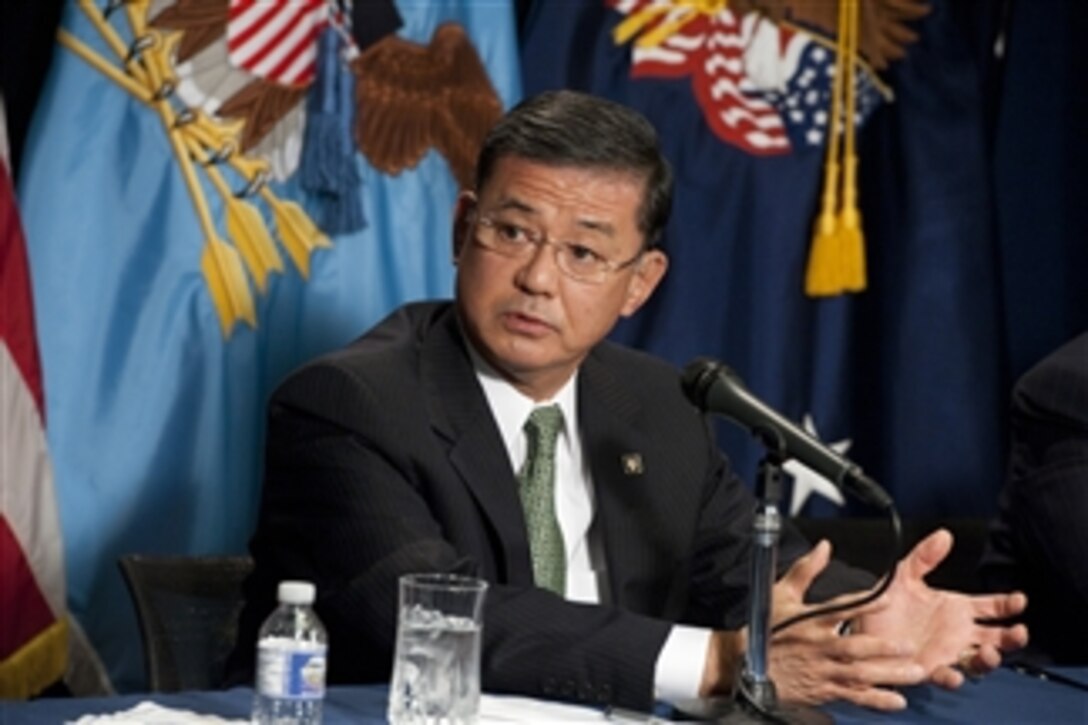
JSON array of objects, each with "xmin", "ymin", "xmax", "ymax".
[
  {"xmin": 463, "ymin": 340, "xmax": 579, "ymax": 472},
  {"xmin": 463, "ymin": 336, "xmax": 602, "ymax": 605}
]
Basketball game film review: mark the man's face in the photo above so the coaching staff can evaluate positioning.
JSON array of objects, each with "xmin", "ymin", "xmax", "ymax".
[{"xmin": 453, "ymin": 155, "xmax": 667, "ymax": 400}]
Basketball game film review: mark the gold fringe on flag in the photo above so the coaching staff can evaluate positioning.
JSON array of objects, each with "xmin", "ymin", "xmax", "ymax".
[
  {"xmin": 805, "ymin": 0, "xmax": 867, "ymax": 296},
  {"xmin": 837, "ymin": 0, "xmax": 867, "ymax": 292},
  {"xmin": 0, "ymin": 618, "xmax": 68, "ymax": 699}
]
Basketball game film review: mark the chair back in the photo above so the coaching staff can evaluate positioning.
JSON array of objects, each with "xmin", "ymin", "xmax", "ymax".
[{"xmin": 118, "ymin": 554, "xmax": 253, "ymax": 692}]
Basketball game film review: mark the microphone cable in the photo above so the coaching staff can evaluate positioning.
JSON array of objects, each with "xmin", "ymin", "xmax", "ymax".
[{"xmin": 771, "ymin": 502, "xmax": 902, "ymax": 634}]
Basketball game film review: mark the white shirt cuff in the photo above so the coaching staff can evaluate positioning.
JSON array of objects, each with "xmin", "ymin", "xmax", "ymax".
[{"xmin": 653, "ymin": 624, "xmax": 712, "ymax": 703}]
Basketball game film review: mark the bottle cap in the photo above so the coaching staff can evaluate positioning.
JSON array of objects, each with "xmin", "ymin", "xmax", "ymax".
[{"xmin": 277, "ymin": 580, "xmax": 316, "ymax": 605}]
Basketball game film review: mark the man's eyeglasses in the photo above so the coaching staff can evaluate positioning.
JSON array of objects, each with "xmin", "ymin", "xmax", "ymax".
[{"xmin": 471, "ymin": 213, "xmax": 645, "ymax": 284}]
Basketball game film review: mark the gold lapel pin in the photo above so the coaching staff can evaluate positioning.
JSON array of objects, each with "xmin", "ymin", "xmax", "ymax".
[{"xmin": 621, "ymin": 453, "xmax": 644, "ymax": 476}]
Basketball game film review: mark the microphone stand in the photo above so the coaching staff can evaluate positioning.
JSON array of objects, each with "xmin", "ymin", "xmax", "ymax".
[{"xmin": 718, "ymin": 444, "xmax": 830, "ymax": 724}]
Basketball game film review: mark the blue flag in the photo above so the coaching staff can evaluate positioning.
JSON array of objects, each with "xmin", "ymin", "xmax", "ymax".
[
  {"xmin": 522, "ymin": 1, "xmax": 1005, "ymax": 519},
  {"xmin": 19, "ymin": 0, "xmax": 519, "ymax": 692}
]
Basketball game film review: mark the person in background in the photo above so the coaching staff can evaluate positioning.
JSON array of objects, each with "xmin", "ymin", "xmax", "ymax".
[
  {"xmin": 228, "ymin": 90, "xmax": 1027, "ymax": 714},
  {"xmin": 982, "ymin": 330, "xmax": 1088, "ymax": 664}
]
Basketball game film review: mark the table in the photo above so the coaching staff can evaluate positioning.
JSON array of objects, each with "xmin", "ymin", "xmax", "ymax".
[
  {"xmin": 3, "ymin": 667, "xmax": 1086, "ymax": 723},
  {"xmin": 0, "ymin": 687, "xmax": 384, "ymax": 723},
  {"xmin": 825, "ymin": 665, "xmax": 1088, "ymax": 723}
]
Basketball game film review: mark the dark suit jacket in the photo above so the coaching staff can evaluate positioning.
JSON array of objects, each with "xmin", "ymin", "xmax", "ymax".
[
  {"xmin": 981, "ymin": 331, "xmax": 1088, "ymax": 664},
  {"xmin": 227, "ymin": 302, "xmax": 866, "ymax": 710}
]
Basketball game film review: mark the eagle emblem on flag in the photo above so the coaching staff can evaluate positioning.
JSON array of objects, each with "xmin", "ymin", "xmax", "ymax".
[
  {"xmin": 57, "ymin": 0, "xmax": 503, "ymax": 337},
  {"xmin": 160, "ymin": 0, "xmax": 503, "ymax": 188},
  {"xmin": 608, "ymin": 0, "xmax": 929, "ymax": 155}
]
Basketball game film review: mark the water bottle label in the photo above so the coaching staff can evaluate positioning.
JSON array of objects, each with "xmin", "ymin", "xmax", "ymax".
[{"xmin": 257, "ymin": 642, "xmax": 327, "ymax": 699}]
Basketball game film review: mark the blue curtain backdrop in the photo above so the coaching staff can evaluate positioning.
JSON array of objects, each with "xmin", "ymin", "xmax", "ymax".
[
  {"xmin": 993, "ymin": 0, "xmax": 1088, "ymax": 380},
  {"xmin": 18, "ymin": 0, "xmax": 520, "ymax": 692},
  {"xmin": 520, "ymin": 0, "xmax": 1088, "ymax": 518}
]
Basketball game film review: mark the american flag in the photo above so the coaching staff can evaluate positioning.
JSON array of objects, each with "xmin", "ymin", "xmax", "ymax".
[
  {"xmin": 763, "ymin": 38, "xmax": 884, "ymax": 150},
  {"xmin": 226, "ymin": 0, "xmax": 329, "ymax": 87},
  {"xmin": 611, "ymin": 0, "xmax": 885, "ymax": 156}
]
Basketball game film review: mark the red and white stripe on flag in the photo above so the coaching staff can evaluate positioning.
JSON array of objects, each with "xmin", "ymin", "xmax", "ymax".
[
  {"xmin": 0, "ymin": 144, "xmax": 68, "ymax": 697},
  {"xmin": 226, "ymin": 0, "xmax": 329, "ymax": 87},
  {"xmin": 614, "ymin": 0, "xmax": 791, "ymax": 154}
]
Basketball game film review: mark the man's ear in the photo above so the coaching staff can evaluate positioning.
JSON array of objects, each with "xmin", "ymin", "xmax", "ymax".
[
  {"xmin": 452, "ymin": 191, "xmax": 478, "ymax": 261},
  {"xmin": 620, "ymin": 249, "xmax": 668, "ymax": 318}
]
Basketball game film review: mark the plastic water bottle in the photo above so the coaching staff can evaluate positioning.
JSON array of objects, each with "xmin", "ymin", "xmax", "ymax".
[{"xmin": 252, "ymin": 581, "xmax": 328, "ymax": 724}]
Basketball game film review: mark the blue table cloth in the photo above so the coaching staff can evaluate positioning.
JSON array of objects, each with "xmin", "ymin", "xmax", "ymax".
[{"xmin": 3, "ymin": 667, "xmax": 1086, "ymax": 723}]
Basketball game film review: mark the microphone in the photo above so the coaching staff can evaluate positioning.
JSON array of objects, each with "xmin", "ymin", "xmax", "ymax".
[{"xmin": 682, "ymin": 357, "xmax": 893, "ymax": 510}]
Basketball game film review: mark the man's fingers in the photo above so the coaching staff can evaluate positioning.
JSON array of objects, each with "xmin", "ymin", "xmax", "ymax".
[
  {"xmin": 930, "ymin": 664, "xmax": 965, "ymax": 689},
  {"xmin": 1000, "ymin": 623, "xmax": 1030, "ymax": 650},
  {"xmin": 828, "ymin": 632, "xmax": 916, "ymax": 662},
  {"xmin": 974, "ymin": 644, "xmax": 1002, "ymax": 671},
  {"xmin": 800, "ymin": 636, "xmax": 926, "ymax": 688},
  {"xmin": 782, "ymin": 539, "xmax": 833, "ymax": 594},
  {"xmin": 815, "ymin": 656, "xmax": 926, "ymax": 709},
  {"xmin": 830, "ymin": 658, "xmax": 926, "ymax": 689},
  {"xmin": 972, "ymin": 622, "xmax": 1029, "ymax": 652},
  {"xmin": 829, "ymin": 684, "xmax": 909, "ymax": 712},
  {"xmin": 971, "ymin": 591, "xmax": 1028, "ymax": 620},
  {"xmin": 812, "ymin": 591, "xmax": 891, "ymax": 629},
  {"xmin": 901, "ymin": 528, "xmax": 953, "ymax": 579},
  {"xmin": 777, "ymin": 662, "xmax": 918, "ymax": 711},
  {"xmin": 779, "ymin": 679, "xmax": 909, "ymax": 712},
  {"xmin": 958, "ymin": 643, "xmax": 1002, "ymax": 677}
]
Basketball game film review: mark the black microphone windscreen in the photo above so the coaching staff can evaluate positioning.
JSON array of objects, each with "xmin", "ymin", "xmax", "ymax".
[{"xmin": 681, "ymin": 357, "xmax": 724, "ymax": 409}]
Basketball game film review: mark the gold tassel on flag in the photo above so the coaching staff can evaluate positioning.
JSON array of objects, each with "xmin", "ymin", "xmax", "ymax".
[
  {"xmin": 805, "ymin": 0, "xmax": 850, "ymax": 296},
  {"xmin": 805, "ymin": 0, "xmax": 867, "ymax": 296},
  {"xmin": 838, "ymin": 0, "xmax": 867, "ymax": 292}
]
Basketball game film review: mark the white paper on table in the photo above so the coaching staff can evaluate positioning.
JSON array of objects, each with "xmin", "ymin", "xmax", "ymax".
[
  {"xmin": 66, "ymin": 701, "xmax": 249, "ymax": 724},
  {"xmin": 64, "ymin": 695, "xmax": 674, "ymax": 723}
]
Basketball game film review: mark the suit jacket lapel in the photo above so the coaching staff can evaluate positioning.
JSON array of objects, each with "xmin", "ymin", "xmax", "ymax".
[
  {"xmin": 581, "ymin": 348, "xmax": 694, "ymax": 620},
  {"xmin": 579, "ymin": 349, "xmax": 655, "ymax": 611},
  {"xmin": 421, "ymin": 307, "xmax": 534, "ymax": 586}
]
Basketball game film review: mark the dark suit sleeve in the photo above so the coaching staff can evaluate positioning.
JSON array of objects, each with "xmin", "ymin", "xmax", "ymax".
[{"xmin": 231, "ymin": 361, "xmax": 670, "ymax": 711}]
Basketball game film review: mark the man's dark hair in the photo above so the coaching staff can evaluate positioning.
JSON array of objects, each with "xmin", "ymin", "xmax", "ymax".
[{"xmin": 474, "ymin": 90, "xmax": 673, "ymax": 248}]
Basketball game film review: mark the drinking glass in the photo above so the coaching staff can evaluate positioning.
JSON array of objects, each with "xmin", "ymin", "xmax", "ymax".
[{"xmin": 387, "ymin": 573, "xmax": 488, "ymax": 724}]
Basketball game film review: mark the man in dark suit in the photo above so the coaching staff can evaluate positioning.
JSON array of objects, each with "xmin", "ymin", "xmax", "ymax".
[
  {"xmin": 229, "ymin": 90, "xmax": 1027, "ymax": 713},
  {"xmin": 982, "ymin": 331, "xmax": 1088, "ymax": 664}
]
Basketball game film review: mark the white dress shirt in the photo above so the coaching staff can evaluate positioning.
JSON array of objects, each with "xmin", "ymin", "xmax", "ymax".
[{"xmin": 469, "ymin": 351, "xmax": 710, "ymax": 703}]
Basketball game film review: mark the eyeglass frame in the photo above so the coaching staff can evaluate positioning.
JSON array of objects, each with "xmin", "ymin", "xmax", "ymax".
[{"xmin": 467, "ymin": 208, "xmax": 649, "ymax": 284}]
